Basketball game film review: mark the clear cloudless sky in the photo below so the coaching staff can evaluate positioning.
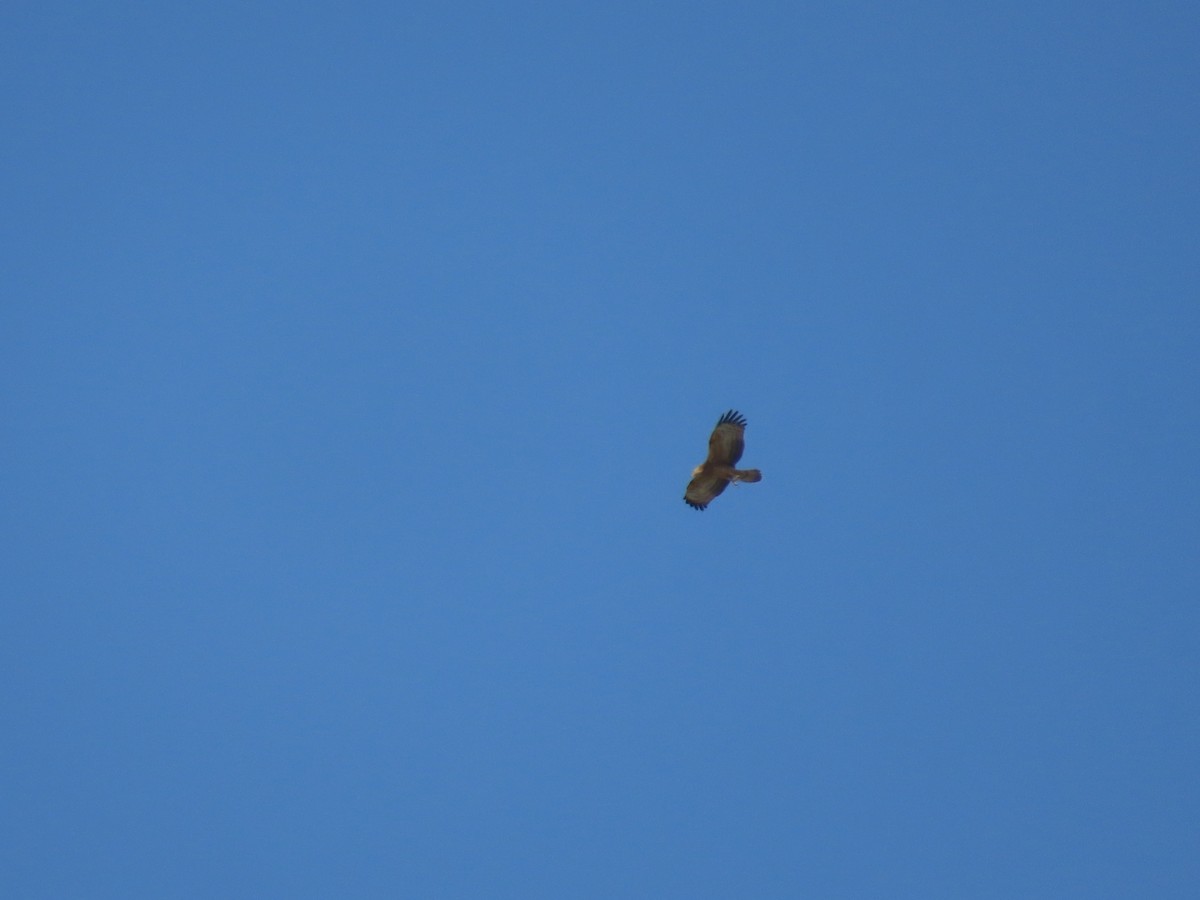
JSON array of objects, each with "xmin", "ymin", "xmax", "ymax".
[{"xmin": 3, "ymin": 2, "xmax": 1198, "ymax": 897}]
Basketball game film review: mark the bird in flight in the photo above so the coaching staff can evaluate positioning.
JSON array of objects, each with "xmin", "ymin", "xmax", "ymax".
[{"xmin": 684, "ymin": 410, "xmax": 762, "ymax": 510}]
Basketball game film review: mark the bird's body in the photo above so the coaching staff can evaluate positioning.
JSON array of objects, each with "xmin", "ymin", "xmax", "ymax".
[{"xmin": 684, "ymin": 410, "xmax": 762, "ymax": 510}]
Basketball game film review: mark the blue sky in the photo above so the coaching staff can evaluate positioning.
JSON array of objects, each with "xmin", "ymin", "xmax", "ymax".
[{"xmin": 3, "ymin": 2, "xmax": 1198, "ymax": 896}]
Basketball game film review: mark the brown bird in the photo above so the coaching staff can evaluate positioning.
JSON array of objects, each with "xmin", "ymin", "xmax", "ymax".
[{"xmin": 684, "ymin": 410, "xmax": 762, "ymax": 510}]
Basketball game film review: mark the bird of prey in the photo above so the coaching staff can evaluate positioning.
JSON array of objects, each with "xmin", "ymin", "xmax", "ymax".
[{"xmin": 684, "ymin": 410, "xmax": 762, "ymax": 510}]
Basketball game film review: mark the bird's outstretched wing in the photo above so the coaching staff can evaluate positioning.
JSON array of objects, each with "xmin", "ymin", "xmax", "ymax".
[
  {"xmin": 684, "ymin": 472, "xmax": 729, "ymax": 510},
  {"xmin": 706, "ymin": 409, "xmax": 746, "ymax": 466}
]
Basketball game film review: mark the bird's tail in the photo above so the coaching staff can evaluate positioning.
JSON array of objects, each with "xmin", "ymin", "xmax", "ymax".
[{"xmin": 732, "ymin": 469, "xmax": 762, "ymax": 483}]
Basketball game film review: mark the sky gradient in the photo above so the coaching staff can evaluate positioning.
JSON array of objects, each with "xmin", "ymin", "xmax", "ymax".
[{"xmin": 3, "ymin": 2, "xmax": 1198, "ymax": 897}]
